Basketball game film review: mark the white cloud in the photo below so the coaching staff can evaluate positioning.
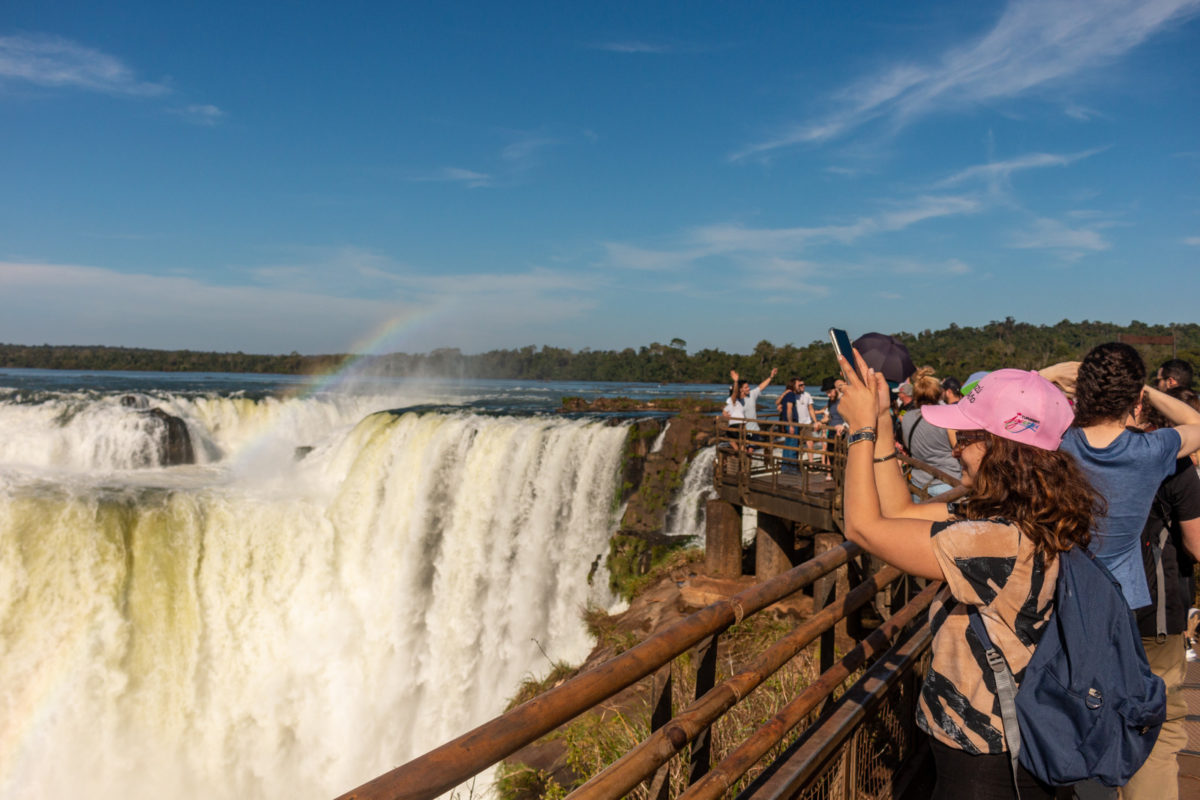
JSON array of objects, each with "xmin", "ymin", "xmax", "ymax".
[
  {"xmin": 590, "ymin": 41, "xmax": 676, "ymax": 54},
  {"xmin": 839, "ymin": 255, "xmax": 973, "ymax": 278},
  {"xmin": 936, "ymin": 148, "xmax": 1106, "ymax": 188},
  {"xmin": 1184, "ymin": 237, "xmax": 1200, "ymax": 246},
  {"xmin": 409, "ymin": 167, "xmax": 493, "ymax": 188},
  {"xmin": 500, "ymin": 135, "xmax": 557, "ymax": 176},
  {"xmin": 603, "ymin": 242, "xmax": 706, "ymax": 271},
  {"xmin": 742, "ymin": 257, "xmax": 830, "ymax": 298},
  {"xmin": 173, "ymin": 103, "xmax": 226, "ymax": 125},
  {"xmin": 0, "ymin": 257, "xmax": 599, "ymax": 353},
  {"xmin": 1064, "ymin": 103, "xmax": 1105, "ymax": 121},
  {"xmin": 1010, "ymin": 217, "xmax": 1110, "ymax": 252},
  {"xmin": 409, "ymin": 135, "xmax": 557, "ymax": 191},
  {"xmin": 604, "ymin": 194, "xmax": 979, "ymax": 277},
  {"xmin": 734, "ymin": 0, "xmax": 1200, "ymax": 157},
  {"xmin": 0, "ymin": 33, "xmax": 168, "ymax": 96},
  {"xmin": 824, "ymin": 165, "xmax": 866, "ymax": 177}
]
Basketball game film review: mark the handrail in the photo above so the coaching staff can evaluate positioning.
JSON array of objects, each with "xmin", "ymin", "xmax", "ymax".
[
  {"xmin": 335, "ymin": 541, "xmax": 864, "ymax": 800},
  {"xmin": 685, "ymin": 582, "xmax": 943, "ymax": 800},
  {"xmin": 565, "ymin": 565, "xmax": 903, "ymax": 800},
  {"xmin": 715, "ymin": 418, "xmax": 966, "ymax": 511}
]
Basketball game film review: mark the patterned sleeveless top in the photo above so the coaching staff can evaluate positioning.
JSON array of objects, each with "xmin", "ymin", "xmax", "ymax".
[{"xmin": 916, "ymin": 518, "xmax": 1059, "ymax": 754}]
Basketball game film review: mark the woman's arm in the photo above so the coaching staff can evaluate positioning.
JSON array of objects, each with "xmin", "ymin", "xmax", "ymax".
[
  {"xmin": 1144, "ymin": 385, "xmax": 1200, "ymax": 457},
  {"xmin": 1039, "ymin": 361, "xmax": 1080, "ymax": 397},
  {"xmin": 840, "ymin": 370, "xmax": 945, "ymax": 580},
  {"xmin": 865, "ymin": 371, "xmax": 952, "ymax": 521}
]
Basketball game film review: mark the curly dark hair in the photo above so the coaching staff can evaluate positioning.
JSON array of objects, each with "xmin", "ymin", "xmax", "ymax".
[
  {"xmin": 1072, "ymin": 342, "xmax": 1146, "ymax": 428},
  {"xmin": 959, "ymin": 435, "xmax": 1101, "ymax": 556}
]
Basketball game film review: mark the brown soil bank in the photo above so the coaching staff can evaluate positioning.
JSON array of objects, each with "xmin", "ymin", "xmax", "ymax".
[{"xmin": 561, "ymin": 396, "xmax": 724, "ymax": 413}]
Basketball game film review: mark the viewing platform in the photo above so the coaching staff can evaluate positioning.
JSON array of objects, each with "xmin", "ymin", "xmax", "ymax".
[{"xmin": 705, "ymin": 418, "xmax": 964, "ymax": 585}]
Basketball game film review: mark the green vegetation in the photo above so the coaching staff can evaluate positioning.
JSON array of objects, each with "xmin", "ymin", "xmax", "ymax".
[
  {"xmin": 495, "ymin": 764, "xmax": 568, "ymax": 800},
  {"xmin": 4, "ymin": 319, "xmax": 1197, "ymax": 380},
  {"xmin": 0, "ymin": 343, "xmax": 344, "ymax": 374},
  {"xmin": 605, "ymin": 535, "xmax": 697, "ymax": 602},
  {"xmin": 505, "ymin": 661, "xmax": 579, "ymax": 711}
]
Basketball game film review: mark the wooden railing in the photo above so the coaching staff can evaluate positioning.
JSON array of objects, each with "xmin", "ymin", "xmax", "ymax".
[
  {"xmin": 335, "ymin": 541, "xmax": 941, "ymax": 800},
  {"xmin": 715, "ymin": 418, "xmax": 968, "ymax": 518}
]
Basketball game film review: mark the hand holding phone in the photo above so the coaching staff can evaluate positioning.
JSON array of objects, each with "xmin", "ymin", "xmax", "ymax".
[
  {"xmin": 829, "ymin": 328, "xmax": 864, "ymax": 382},
  {"xmin": 829, "ymin": 328, "xmax": 885, "ymax": 430}
]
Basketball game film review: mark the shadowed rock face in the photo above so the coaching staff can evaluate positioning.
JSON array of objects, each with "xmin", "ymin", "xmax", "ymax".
[
  {"xmin": 144, "ymin": 408, "xmax": 195, "ymax": 466},
  {"xmin": 620, "ymin": 414, "xmax": 716, "ymax": 536}
]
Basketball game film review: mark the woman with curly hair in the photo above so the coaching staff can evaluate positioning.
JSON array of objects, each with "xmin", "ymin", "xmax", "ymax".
[
  {"xmin": 1056, "ymin": 342, "xmax": 1200, "ymax": 800},
  {"xmin": 837, "ymin": 351, "xmax": 1099, "ymax": 800}
]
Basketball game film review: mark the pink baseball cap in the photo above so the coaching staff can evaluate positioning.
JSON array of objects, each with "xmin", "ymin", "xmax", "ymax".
[{"xmin": 921, "ymin": 369, "xmax": 1074, "ymax": 451}]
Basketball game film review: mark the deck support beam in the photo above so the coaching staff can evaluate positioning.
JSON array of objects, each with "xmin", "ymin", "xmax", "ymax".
[
  {"xmin": 704, "ymin": 499, "xmax": 742, "ymax": 578},
  {"xmin": 755, "ymin": 512, "xmax": 793, "ymax": 581}
]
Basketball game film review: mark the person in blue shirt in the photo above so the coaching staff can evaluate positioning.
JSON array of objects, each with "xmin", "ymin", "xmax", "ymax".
[
  {"xmin": 1054, "ymin": 342, "xmax": 1200, "ymax": 800},
  {"xmin": 1055, "ymin": 344, "xmax": 1200, "ymax": 610}
]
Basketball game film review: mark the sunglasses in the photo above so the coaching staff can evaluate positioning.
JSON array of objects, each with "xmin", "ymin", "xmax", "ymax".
[{"xmin": 952, "ymin": 429, "xmax": 988, "ymax": 454}]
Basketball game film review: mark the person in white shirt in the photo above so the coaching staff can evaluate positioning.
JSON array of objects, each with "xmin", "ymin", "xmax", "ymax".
[
  {"xmin": 723, "ymin": 368, "xmax": 777, "ymax": 449},
  {"xmin": 791, "ymin": 380, "xmax": 815, "ymax": 425}
]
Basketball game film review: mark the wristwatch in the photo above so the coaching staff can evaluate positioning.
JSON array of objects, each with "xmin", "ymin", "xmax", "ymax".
[{"xmin": 847, "ymin": 428, "xmax": 877, "ymax": 447}]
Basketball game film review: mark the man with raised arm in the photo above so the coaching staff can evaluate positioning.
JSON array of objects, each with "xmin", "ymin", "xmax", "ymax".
[{"xmin": 723, "ymin": 368, "xmax": 777, "ymax": 450}]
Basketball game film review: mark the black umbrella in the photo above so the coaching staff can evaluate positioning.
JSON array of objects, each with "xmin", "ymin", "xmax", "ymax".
[{"xmin": 852, "ymin": 332, "xmax": 915, "ymax": 384}]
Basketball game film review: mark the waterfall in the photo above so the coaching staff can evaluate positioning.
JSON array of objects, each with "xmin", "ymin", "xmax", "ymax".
[
  {"xmin": 663, "ymin": 446, "xmax": 717, "ymax": 542},
  {"xmin": 0, "ymin": 398, "xmax": 629, "ymax": 800}
]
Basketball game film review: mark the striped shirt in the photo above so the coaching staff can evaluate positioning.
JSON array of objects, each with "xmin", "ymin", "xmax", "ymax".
[{"xmin": 916, "ymin": 518, "xmax": 1058, "ymax": 754}]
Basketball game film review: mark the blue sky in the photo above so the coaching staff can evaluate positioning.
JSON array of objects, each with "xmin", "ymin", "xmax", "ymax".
[{"xmin": 1, "ymin": 1, "xmax": 1198, "ymax": 356}]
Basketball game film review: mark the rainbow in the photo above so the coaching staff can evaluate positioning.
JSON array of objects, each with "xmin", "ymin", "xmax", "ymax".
[{"xmin": 290, "ymin": 308, "xmax": 443, "ymax": 398}]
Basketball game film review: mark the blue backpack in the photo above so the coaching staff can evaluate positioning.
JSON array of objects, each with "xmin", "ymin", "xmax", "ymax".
[{"xmin": 967, "ymin": 545, "xmax": 1166, "ymax": 788}]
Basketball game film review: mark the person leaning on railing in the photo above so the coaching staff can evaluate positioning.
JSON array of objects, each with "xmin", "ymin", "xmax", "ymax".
[{"xmin": 836, "ymin": 349, "xmax": 1098, "ymax": 800}]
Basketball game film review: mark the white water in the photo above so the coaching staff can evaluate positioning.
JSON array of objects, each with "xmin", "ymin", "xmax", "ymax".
[
  {"xmin": 0, "ymin": 390, "xmax": 631, "ymax": 799},
  {"xmin": 663, "ymin": 446, "xmax": 717, "ymax": 542}
]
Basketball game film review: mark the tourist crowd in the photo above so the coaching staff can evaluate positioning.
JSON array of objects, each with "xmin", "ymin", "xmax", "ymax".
[{"xmin": 721, "ymin": 345, "xmax": 1200, "ymax": 800}]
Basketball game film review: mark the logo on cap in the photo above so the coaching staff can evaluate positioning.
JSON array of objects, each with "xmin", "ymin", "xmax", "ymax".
[{"xmin": 1004, "ymin": 413, "xmax": 1040, "ymax": 433}]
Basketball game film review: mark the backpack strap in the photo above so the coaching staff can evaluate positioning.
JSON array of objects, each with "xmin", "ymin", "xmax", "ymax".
[
  {"xmin": 903, "ymin": 413, "xmax": 925, "ymax": 453},
  {"xmin": 1152, "ymin": 525, "xmax": 1169, "ymax": 643},
  {"xmin": 967, "ymin": 606, "xmax": 1023, "ymax": 799}
]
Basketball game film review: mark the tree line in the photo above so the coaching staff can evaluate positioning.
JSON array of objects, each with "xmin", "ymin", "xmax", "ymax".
[{"xmin": 2, "ymin": 319, "xmax": 1196, "ymax": 384}]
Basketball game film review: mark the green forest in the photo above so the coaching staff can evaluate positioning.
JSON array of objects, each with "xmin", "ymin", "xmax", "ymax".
[{"xmin": 1, "ymin": 318, "xmax": 1196, "ymax": 384}]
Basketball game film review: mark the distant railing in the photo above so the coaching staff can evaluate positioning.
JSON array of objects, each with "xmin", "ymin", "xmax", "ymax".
[
  {"xmin": 715, "ymin": 418, "xmax": 967, "ymax": 519},
  {"xmin": 334, "ymin": 540, "xmax": 940, "ymax": 800}
]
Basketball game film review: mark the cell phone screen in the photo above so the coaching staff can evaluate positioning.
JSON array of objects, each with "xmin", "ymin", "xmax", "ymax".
[{"xmin": 828, "ymin": 328, "xmax": 862, "ymax": 381}]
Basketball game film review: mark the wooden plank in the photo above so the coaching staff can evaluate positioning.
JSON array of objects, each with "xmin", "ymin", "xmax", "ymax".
[{"xmin": 1120, "ymin": 334, "xmax": 1174, "ymax": 345}]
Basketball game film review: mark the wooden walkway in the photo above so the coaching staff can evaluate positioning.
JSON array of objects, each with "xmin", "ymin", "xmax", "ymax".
[{"xmin": 1181, "ymin": 656, "xmax": 1200, "ymax": 797}]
